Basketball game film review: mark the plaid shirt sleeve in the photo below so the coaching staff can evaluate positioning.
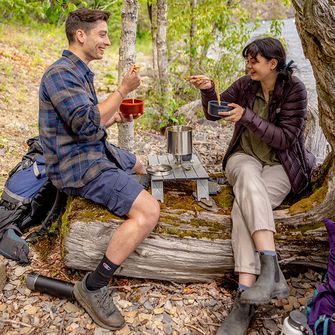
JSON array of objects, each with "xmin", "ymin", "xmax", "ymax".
[{"xmin": 42, "ymin": 66, "xmax": 101, "ymax": 137}]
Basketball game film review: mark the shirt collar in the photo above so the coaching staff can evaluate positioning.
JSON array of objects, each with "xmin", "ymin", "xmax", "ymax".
[
  {"xmin": 62, "ymin": 50, "xmax": 94, "ymax": 78},
  {"xmin": 256, "ymin": 85, "xmax": 273, "ymax": 101}
]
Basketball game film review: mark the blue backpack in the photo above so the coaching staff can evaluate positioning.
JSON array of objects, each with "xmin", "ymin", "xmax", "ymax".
[
  {"xmin": 306, "ymin": 218, "xmax": 335, "ymax": 335},
  {"xmin": 0, "ymin": 137, "xmax": 66, "ymax": 263}
]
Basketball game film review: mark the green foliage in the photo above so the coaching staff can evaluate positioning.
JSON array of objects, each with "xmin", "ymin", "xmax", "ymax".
[
  {"xmin": 0, "ymin": 0, "xmax": 45, "ymax": 23},
  {"xmin": 156, "ymin": 97, "xmax": 186, "ymax": 130}
]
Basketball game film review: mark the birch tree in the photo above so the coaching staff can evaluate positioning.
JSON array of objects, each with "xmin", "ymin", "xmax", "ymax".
[
  {"xmin": 147, "ymin": 0, "xmax": 159, "ymax": 83},
  {"xmin": 189, "ymin": 0, "xmax": 197, "ymax": 73},
  {"xmin": 156, "ymin": 0, "xmax": 169, "ymax": 100},
  {"xmin": 117, "ymin": 0, "xmax": 138, "ymax": 151}
]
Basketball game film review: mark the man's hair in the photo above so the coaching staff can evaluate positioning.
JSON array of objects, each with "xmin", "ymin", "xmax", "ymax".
[{"xmin": 65, "ymin": 8, "xmax": 110, "ymax": 44}]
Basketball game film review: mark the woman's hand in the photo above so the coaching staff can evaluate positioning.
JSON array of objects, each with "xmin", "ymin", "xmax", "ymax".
[
  {"xmin": 187, "ymin": 75, "xmax": 212, "ymax": 90},
  {"xmin": 219, "ymin": 103, "xmax": 245, "ymax": 123}
]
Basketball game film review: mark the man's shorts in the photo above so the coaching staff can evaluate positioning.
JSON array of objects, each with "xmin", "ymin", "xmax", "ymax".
[{"xmin": 64, "ymin": 149, "xmax": 143, "ymax": 217}]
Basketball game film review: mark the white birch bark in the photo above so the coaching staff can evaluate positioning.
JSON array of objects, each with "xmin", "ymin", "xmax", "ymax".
[
  {"xmin": 156, "ymin": 0, "xmax": 170, "ymax": 102},
  {"xmin": 117, "ymin": 0, "xmax": 138, "ymax": 151}
]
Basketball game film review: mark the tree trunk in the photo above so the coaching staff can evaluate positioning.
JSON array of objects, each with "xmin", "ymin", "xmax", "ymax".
[
  {"xmin": 147, "ymin": 1, "xmax": 159, "ymax": 84},
  {"xmin": 189, "ymin": 0, "xmax": 197, "ymax": 74},
  {"xmin": 117, "ymin": 0, "xmax": 138, "ymax": 151},
  {"xmin": 291, "ymin": 0, "xmax": 335, "ymax": 153},
  {"xmin": 156, "ymin": 0, "xmax": 170, "ymax": 107},
  {"xmin": 63, "ymin": 181, "xmax": 334, "ymax": 282}
]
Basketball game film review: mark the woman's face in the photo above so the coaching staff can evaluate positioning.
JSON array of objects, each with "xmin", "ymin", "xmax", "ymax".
[{"xmin": 245, "ymin": 54, "xmax": 278, "ymax": 82}]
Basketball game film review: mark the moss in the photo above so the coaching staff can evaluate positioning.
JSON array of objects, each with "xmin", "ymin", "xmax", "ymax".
[
  {"xmin": 213, "ymin": 185, "xmax": 234, "ymax": 209},
  {"xmin": 156, "ymin": 212, "xmax": 229, "ymax": 240},
  {"xmin": 289, "ymin": 184, "xmax": 328, "ymax": 215},
  {"xmin": 32, "ymin": 234, "xmax": 58, "ymax": 262}
]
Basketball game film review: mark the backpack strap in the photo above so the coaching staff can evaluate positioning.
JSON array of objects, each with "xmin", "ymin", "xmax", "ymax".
[
  {"xmin": 32, "ymin": 161, "xmax": 46, "ymax": 179},
  {"xmin": 314, "ymin": 315, "xmax": 331, "ymax": 335}
]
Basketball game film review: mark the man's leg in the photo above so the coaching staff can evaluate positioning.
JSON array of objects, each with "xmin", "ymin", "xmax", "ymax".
[
  {"xmin": 73, "ymin": 169, "xmax": 160, "ymax": 330},
  {"xmin": 105, "ymin": 189, "xmax": 160, "ymax": 264}
]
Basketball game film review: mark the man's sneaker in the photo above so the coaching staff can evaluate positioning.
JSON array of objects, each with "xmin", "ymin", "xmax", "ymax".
[{"xmin": 74, "ymin": 273, "xmax": 125, "ymax": 330}]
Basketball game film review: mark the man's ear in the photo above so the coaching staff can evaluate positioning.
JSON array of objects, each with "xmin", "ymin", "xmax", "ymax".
[{"xmin": 75, "ymin": 29, "xmax": 86, "ymax": 44}]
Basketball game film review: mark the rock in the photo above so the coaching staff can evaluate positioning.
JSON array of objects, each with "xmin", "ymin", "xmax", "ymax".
[
  {"xmin": 14, "ymin": 266, "xmax": 27, "ymax": 277},
  {"xmin": 264, "ymin": 318, "xmax": 278, "ymax": 333},
  {"xmin": 63, "ymin": 302, "xmax": 80, "ymax": 314}
]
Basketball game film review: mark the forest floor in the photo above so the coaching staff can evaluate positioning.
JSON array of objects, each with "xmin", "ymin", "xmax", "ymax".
[{"xmin": 0, "ymin": 21, "xmax": 323, "ymax": 335}]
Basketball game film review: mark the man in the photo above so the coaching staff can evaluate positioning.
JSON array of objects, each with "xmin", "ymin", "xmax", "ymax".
[{"xmin": 39, "ymin": 8, "xmax": 160, "ymax": 331}]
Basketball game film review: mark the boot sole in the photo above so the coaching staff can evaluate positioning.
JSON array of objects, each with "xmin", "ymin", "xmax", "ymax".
[
  {"xmin": 74, "ymin": 284, "xmax": 125, "ymax": 331},
  {"xmin": 240, "ymin": 289, "xmax": 289, "ymax": 305}
]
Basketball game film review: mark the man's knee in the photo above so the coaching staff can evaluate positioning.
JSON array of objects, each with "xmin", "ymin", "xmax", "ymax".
[{"xmin": 129, "ymin": 191, "xmax": 160, "ymax": 228}]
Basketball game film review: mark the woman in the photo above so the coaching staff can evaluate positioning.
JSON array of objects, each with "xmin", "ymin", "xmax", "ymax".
[{"xmin": 189, "ymin": 37, "xmax": 315, "ymax": 335}]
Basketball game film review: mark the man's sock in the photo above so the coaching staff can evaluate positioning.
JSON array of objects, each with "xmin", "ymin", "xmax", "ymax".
[
  {"xmin": 258, "ymin": 250, "xmax": 277, "ymax": 256},
  {"xmin": 85, "ymin": 254, "xmax": 120, "ymax": 291}
]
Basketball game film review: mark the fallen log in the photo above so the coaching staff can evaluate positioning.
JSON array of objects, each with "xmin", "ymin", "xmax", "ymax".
[{"xmin": 62, "ymin": 172, "xmax": 335, "ymax": 282}]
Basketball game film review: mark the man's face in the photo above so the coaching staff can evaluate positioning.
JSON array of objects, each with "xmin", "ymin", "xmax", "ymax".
[{"xmin": 82, "ymin": 20, "xmax": 110, "ymax": 62}]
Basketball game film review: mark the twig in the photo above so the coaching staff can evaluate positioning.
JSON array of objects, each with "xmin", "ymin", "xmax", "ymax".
[
  {"xmin": 58, "ymin": 313, "xmax": 66, "ymax": 335},
  {"xmin": 204, "ymin": 322, "xmax": 221, "ymax": 327},
  {"xmin": 109, "ymin": 283, "xmax": 153, "ymax": 289},
  {"xmin": 259, "ymin": 315, "xmax": 283, "ymax": 320},
  {"xmin": 185, "ymin": 324, "xmax": 206, "ymax": 335},
  {"xmin": 0, "ymin": 319, "xmax": 32, "ymax": 328}
]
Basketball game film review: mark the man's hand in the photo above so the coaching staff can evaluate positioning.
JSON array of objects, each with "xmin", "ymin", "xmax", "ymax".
[
  {"xmin": 186, "ymin": 75, "xmax": 212, "ymax": 90},
  {"xmin": 118, "ymin": 64, "xmax": 141, "ymax": 97},
  {"xmin": 104, "ymin": 111, "xmax": 134, "ymax": 127}
]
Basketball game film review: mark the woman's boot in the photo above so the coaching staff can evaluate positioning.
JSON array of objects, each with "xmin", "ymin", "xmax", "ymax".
[
  {"xmin": 216, "ymin": 292, "xmax": 255, "ymax": 335},
  {"xmin": 240, "ymin": 253, "xmax": 288, "ymax": 304}
]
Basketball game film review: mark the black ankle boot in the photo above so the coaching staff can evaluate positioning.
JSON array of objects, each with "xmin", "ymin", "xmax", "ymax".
[
  {"xmin": 216, "ymin": 293, "xmax": 255, "ymax": 335},
  {"xmin": 240, "ymin": 253, "xmax": 288, "ymax": 305}
]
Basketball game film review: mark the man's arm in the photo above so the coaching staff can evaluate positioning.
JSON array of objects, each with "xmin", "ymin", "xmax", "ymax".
[{"xmin": 98, "ymin": 65, "xmax": 141, "ymax": 126}]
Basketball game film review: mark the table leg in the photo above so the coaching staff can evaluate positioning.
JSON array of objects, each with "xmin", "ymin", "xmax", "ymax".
[
  {"xmin": 196, "ymin": 179, "xmax": 209, "ymax": 201},
  {"xmin": 151, "ymin": 180, "xmax": 164, "ymax": 202}
]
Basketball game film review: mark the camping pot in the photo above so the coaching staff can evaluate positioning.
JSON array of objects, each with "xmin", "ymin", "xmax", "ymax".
[{"xmin": 166, "ymin": 126, "xmax": 193, "ymax": 158}]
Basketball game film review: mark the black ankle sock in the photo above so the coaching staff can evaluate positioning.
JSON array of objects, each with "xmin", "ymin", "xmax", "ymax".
[{"xmin": 86, "ymin": 255, "xmax": 120, "ymax": 291}]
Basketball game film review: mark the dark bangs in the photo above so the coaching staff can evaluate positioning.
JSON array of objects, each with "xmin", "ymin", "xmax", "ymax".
[{"xmin": 242, "ymin": 42, "xmax": 260, "ymax": 60}]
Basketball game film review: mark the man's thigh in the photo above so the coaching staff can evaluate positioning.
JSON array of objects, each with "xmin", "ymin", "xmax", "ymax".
[{"xmin": 66, "ymin": 168, "xmax": 143, "ymax": 217}]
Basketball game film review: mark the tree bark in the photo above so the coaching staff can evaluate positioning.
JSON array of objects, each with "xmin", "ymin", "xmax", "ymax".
[
  {"xmin": 117, "ymin": 0, "xmax": 138, "ymax": 151},
  {"xmin": 148, "ymin": 0, "xmax": 159, "ymax": 83},
  {"xmin": 291, "ymin": 0, "xmax": 335, "ymax": 152},
  {"xmin": 156, "ymin": 0, "xmax": 170, "ymax": 105},
  {"xmin": 189, "ymin": 0, "xmax": 197, "ymax": 74}
]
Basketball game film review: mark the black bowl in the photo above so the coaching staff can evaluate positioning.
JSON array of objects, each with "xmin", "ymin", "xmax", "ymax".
[{"xmin": 208, "ymin": 100, "xmax": 233, "ymax": 118}]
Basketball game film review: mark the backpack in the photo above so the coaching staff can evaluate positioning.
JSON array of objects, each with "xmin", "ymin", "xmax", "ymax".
[
  {"xmin": 0, "ymin": 137, "xmax": 67, "ymax": 264},
  {"xmin": 306, "ymin": 218, "xmax": 335, "ymax": 335}
]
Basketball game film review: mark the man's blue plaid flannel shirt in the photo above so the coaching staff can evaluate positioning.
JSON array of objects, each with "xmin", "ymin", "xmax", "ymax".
[{"xmin": 39, "ymin": 50, "xmax": 122, "ymax": 189}]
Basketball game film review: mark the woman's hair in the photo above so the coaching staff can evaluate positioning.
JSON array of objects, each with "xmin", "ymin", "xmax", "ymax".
[
  {"xmin": 65, "ymin": 8, "xmax": 110, "ymax": 44},
  {"xmin": 242, "ymin": 37, "xmax": 295, "ymax": 80}
]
